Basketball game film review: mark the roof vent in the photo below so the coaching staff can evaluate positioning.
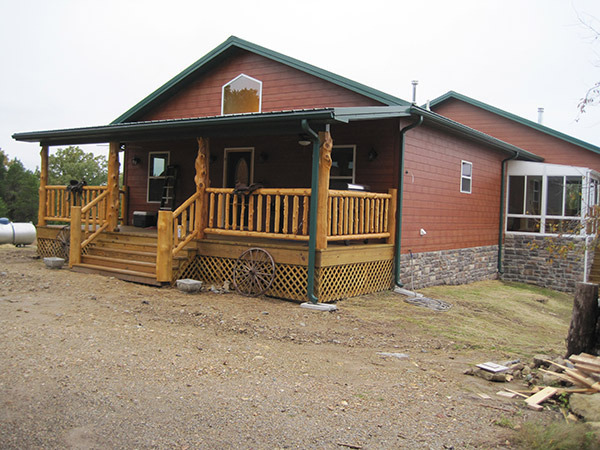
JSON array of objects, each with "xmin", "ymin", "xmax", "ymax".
[
  {"xmin": 411, "ymin": 80, "xmax": 418, "ymax": 104},
  {"xmin": 537, "ymin": 107, "xmax": 544, "ymax": 124}
]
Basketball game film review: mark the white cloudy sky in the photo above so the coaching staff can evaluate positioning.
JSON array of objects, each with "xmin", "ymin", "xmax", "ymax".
[{"xmin": 1, "ymin": 0, "xmax": 599, "ymax": 170}]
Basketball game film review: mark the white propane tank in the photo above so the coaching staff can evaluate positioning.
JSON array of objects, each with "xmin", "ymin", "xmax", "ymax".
[{"xmin": 0, "ymin": 218, "xmax": 37, "ymax": 246}]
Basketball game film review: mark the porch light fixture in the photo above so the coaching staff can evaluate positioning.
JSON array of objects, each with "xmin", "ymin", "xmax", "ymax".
[
  {"xmin": 298, "ymin": 134, "xmax": 312, "ymax": 146},
  {"xmin": 368, "ymin": 148, "xmax": 378, "ymax": 161},
  {"xmin": 131, "ymin": 157, "xmax": 141, "ymax": 166}
]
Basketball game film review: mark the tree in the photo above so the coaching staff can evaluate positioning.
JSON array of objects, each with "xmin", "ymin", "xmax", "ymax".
[
  {"xmin": 0, "ymin": 149, "xmax": 39, "ymax": 222},
  {"xmin": 48, "ymin": 146, "xmax": 108, "ymax": 186},
  {"xmin": 576, "ymin": 11, "xmax": 600, "ymax": 118}
]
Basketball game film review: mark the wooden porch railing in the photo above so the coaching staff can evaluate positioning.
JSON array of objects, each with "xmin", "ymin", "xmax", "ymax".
[
  {"xmin": 156, "ymin": 191, "xmax": 202, "ymax": 282},
  {"xmin": 69, "ymin": 190, "xmax": 111, "ymax": 266},
  {"xmin": 44, "ymin": 185, "xmax": 127, "ymax": 224},
  {"xmin": 327, "ymin": 189, "xmax": 395, "ymax": 242},
  {"xmin": 204, "ymin": 187, "xmax": 312, "ymax": 241}
]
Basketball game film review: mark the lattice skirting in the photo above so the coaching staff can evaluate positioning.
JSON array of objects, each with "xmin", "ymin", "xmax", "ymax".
[
  {"xmin": 37, "ymin": 238, "xmax": 68, "ymax": 259},
  {"xmin": 176, "ymin": 256, "xmax": 393, "ymax": 302}
]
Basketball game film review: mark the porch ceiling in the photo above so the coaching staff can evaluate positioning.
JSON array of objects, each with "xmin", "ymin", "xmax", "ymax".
[{"xmin": 12, "ymin": 107, "xmax": 412, "ymax": 147}]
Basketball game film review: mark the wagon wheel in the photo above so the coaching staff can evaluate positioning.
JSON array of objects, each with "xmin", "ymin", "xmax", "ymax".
[
  {"xmin": 56, "ymin": 225, "xmax": 70, "ymax": 261},
  {"xmin": 232, "ymin": 248, "xmax": 275, "ymax": 297}
]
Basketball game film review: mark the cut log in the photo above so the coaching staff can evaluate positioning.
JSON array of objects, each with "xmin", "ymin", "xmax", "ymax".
[{"xmin": 565, "ymin": 282, "xmax": 599, "ymax": 358}]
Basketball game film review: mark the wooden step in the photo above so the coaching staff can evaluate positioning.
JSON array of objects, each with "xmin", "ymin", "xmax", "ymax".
[
  {"xmin": 81, "ymin": 255, "xmax": 156, "ymax": 274},
  {"xmin": 72, "ymin": 264, "xmax": 164, "ymax": 286},
  {"xmin": 86, "ymin": 247, "xmax": 158, "ymax": 263},
  {"xmin": 92, "ymin": 239, "xmax": 158, "ymax": 253}
]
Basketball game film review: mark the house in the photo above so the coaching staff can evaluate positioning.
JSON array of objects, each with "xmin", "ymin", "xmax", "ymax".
[
  {"xmin": 12, "ymin": 36, "xmax": 595, "ymax": 300},
  {"xmin": 430, "ymin": 91, "xmax": 600, "ymax": 291}
]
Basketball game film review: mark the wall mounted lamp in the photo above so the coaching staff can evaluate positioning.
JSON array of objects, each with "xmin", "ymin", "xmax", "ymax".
[
  {"xmin": 298, "ymin": 134, "xmax": 312, "ymax": 146},
  {"xmin": 131, "ymin": 157, "xmax": 141, "ymax": 166}
]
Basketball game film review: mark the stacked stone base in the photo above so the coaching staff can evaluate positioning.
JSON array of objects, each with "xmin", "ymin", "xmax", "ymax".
[
  {"xmin": 398, "ymin": 245, "xmax": 498, "ymax": 290},
  {"xmin": 502, "ymin": 234, "xmax": 590, "ymax": 293}
]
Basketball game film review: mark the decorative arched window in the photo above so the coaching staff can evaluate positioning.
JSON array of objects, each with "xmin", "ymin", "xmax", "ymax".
[{"xmin": 221, "ymin": 74, "xmax": 262, "ymax": 115}]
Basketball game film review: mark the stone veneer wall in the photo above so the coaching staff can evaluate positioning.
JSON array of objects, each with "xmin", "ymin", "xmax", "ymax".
[
  {"xmin": 397, "ymin": 245, "xmax": 498, "ymax": 290},
  {"xmin": 502, "ymin": 234, "xmax": 591, "ymax": 293}
]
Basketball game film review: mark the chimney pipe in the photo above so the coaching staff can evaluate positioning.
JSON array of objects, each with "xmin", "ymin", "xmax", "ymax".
[
  {"xmin": 537, "ymin": 107, "xmax": 544, "ymax": 124},
  {"xmin": 411, "ymin": 80, "xmax": 418, "ymax": 104}
]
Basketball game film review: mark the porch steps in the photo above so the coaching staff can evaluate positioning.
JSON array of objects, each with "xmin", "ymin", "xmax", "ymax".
[{"xmin": 71, "ymin": 230, "xmax": 195, "ymax": 286}]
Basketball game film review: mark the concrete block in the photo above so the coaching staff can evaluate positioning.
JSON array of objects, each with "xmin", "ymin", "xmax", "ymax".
[
  {"xmin": 300, "ymin": 302, "xmax": 337, "ymax": 312},
  {"xmin": 43, "ymin": 257, "xmax": 65, "ymax": 269},
  {"xmin": 176, "ymin": 279, "xmax": 203, "ymax": 293}
]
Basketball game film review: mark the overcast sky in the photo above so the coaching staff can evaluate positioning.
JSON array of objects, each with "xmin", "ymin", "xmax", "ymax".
[{"xmin": 1, "ymin": 0, "xmax": 599, "ymax": 171}]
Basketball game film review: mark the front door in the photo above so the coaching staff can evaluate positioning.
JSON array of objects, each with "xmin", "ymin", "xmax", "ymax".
[{"xmin": 224, "ymin": 148, "xmax": 254, "ymax": 188}]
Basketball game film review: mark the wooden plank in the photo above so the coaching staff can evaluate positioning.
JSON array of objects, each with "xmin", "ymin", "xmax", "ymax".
[
  {"xmin": 197, "ymin": 239, "xmax": 309, "ymax": 265},
  {"xmin": 570, "ymin": 354, "xmax": 600, "ymax": 369},
  {"xmin": 256, "ymin": 194, "xmax": 263, "ymax": 232},
  {"xmin": 217, "ymin": 193, "xmax": 223, "ymax": 228},
  {"xmin": 302, "ymin": 196, "xmax": 309, "ymax": 235},
  {"xmin": 274, "ymin": 195, "xmax": 281, "ymax": 233},
  {"xmin": 283, "ymin": 195, "xmax": 288, "ymax": 234},
  {"xmin": 205, "ymin": 228, "xmax": 310, "ymax": 241},
  {"xmin": 266, "ymin": 195, "xmax": 271, "ymax": 233},
  {"xmin": 248, "ymin": 195, "xmax": 255, "ymax": 232},
  {"xmin": 319, "ymin": 243, "xmax": 394, "ymax": 266},
  {"xmin": 525, "ymin": 386, "xmax": 557, "ymax": 408},
  {"xmin": 292, "ymin": 195, "xmax": 299, "ymax": 235}
]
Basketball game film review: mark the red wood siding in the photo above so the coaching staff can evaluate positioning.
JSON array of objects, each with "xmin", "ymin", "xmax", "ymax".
[
  {"xmin": 138, "ymin": 49, "xmax": 384, "ymax": 121},
  {"xmin": 122, "ymin": 119, "xmax": 505, "ymax": 256},
  {"xmin": 433, "ymin": 99, "xmax": 600, "ymax": 172},
  {"xmin": 400, "ymin": 123, "xmax": 505, "ymax": 254}
]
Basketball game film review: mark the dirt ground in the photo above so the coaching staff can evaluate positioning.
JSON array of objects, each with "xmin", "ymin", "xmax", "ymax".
[{"xmin": 0, "ymin": 245, "xmax": 560, "ymax": 449}]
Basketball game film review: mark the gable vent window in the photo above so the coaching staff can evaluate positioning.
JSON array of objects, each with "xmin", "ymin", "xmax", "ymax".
[
  {"xmin": 461, "ymin": 160, "xmax": 472, "ymax": 194},
  {"xmin": 222, "ymin": 74, "xmax": 262, "ymax": 115}
]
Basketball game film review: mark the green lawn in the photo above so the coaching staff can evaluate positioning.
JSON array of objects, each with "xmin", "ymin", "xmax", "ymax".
[{"xmin": 344, "ymin": 280, "xmax": 573, "ymax": 359}]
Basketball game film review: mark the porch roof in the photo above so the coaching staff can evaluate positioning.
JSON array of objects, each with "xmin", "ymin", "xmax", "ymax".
[{"xmin": 12, "ymin": 107, "xmax": 411, "ymax": 146}]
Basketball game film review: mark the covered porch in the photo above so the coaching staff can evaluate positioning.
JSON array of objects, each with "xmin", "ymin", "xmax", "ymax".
[{"xmin": 20, "ymin": 108, "xmax": 406, "ymax": 302}]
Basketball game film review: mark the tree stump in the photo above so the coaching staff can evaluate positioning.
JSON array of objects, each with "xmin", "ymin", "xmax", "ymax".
[{"xmin": 566, "ymin": 282, "xmax": 600, "ymax": 358}]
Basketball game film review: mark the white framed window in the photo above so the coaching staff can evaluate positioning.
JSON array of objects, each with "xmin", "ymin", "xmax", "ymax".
[
  {"xmin": 147, "ymin": 152, "xmax": 169, "ymax": 203},
  {"xmin": 330, "ymin": 145, "xmax": 356, "ymax": 185},
  {"xmin": 221, "ymin": 74, "xmax": 262, "ymax": 115},
  {"xmin": 505, "ymin": 161, "xmax": 594, "ymax": 235},
  {"xmin": 460, "ymin": 160, "xmax": 472, "ymax": 194}
]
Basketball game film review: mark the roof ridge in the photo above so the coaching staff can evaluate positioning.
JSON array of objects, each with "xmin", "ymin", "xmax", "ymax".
[{"xmin": 111, "ymin": 36, "xmax": 410, "ymax": 124}]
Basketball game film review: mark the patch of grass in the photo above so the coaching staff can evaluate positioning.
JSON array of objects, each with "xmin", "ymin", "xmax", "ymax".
[
  {"xmin": 494, "ymin": 415, "xmax": 516, "ymax": 429},
  {"xmin": 514, "ymin": 421, "xmax": 600, "ymax": 450},
  {"xmin": 344, "ymin": 280, "xmax": 573, "ymax": 358}
]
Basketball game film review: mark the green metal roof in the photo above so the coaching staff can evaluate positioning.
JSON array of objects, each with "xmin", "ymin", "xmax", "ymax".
[
  {"xmin": 429, "ymin": 90, "xmax": 600, "ymax": 156},
  {"xmin": 13, "ymin": 109, "xmax": 339, "ymax": 146},
  {"xmin": 111, "ymin": 36, "xmax": 410, "ymax": 124}
]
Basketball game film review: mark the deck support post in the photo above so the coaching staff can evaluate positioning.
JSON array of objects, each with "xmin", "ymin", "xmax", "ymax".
[
  {"xmin": 69, "ymin": 206, "xmax": 82, "ymax": 267},
  {"xmin": 106, "ymin": 142, "xmax": 120, "ymax": 231},
  {"xmin": 38, "ymin": 145, "xmax": 48, "ymax": 226},
  {"xmin": 195, "ymin": 137, "xmax": 209, "ymax": 239},
  {"xmin": 156, "ymin": 210, "xmax": 173, "ymax": 282},
  {"xmin": 316, "ymin": 130, "xmax": 333, "ymax": 250}
]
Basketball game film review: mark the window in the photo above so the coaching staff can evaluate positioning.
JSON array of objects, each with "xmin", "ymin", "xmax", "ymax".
[
  {"xmin": 460, "ymin": 160, "xmax": 472, "ymax": 193},
  {"xmin": 330, "ymin": 145, "xmax": 356, "ymax": 186},
  {"xmin": 506, "ymin": 173, "xmax": 584, "ymax": 234},
  {"xmin": 221, "ymin": 74, "xmax": 262, "ymax": 115},
  {"xmin": 507, "ymin": 175, "xmax": 542, "ymax": 232},
  {"xmin": 147, "ymin": 152, "xmax": 169, "ymax": 203}
]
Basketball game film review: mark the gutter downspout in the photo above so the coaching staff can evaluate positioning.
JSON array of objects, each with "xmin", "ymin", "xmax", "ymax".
[
  {"xmin": 395, "ymin": 115, "xmax": 424, "ymax": 287},
  {"xmin": 302, "ymin": 119, "xmax": 321, "ymax": 303},
  {"xmin": 498, "ymin": 150, "xmax": 520, "ymax": 274}
]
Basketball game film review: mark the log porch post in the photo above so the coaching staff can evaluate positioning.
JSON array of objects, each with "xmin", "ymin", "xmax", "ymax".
[
  {"xmin": 106, "ymin": 142, "xmax": 120, "ymax": 231},
  {"xmin": 69, "ymin": 206, "xmax": 82, "ymax": 267},
  {"xmin": 387, "ymin": 188, "xmax": 397, "ymax": 245},
  {"xmin": 156, "ymin": 210, "xmax": 173, "ymax": 282},
  {"xmin": 195, "ymin": 137, "xmax": 210, "ymax": 239},
  {"xmin": 316, "ymin": 130, "xmax": 333, "ymax": 250},
  {"xmin": 38, "ymin": 145, "xmax": 48, "ymax": 226}
]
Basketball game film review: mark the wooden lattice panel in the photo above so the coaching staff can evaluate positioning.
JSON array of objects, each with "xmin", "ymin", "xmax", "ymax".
[
  {"xmin": 176, "ymin": 255, "xmax": 392, "ymax": 303},
  {"xmin": 316, "ymin": 259, "xmax": 393, "ymax": 302},
  {"xmin": 36, "ymin": 238, "xmax": 67, "ymax": 259}
]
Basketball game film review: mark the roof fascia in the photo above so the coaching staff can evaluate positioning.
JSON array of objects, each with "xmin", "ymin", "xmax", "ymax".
[
  {"xmin": 410, "ymin": 106, "xmax": 544, "ymax": 162},
  {"xmin": 112, "ymin": 36, "xmax": 410, "ymax": 124},
  {"xmin": 14, "ymin": 109, "xmax": 337, "ymax": 146},
  {"xmin": 429, "ymin": 91, "xmax": 600, "ymax": 155},
  {"xmin": 332, "ymin": 106, "xmax": 411, "ymax": 123}
]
